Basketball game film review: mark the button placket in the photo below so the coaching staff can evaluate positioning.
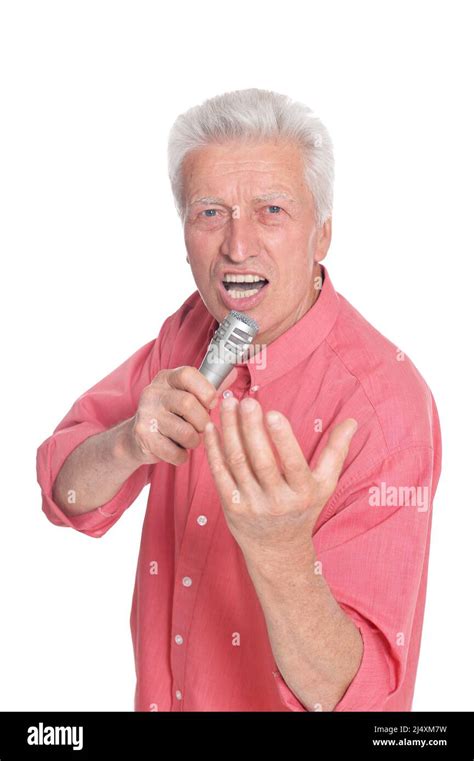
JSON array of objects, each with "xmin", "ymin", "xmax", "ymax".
[
  {"xmin": 170, "ymin": 363, "xmax": 252, "ymax": 711},
  {"xmin": 169, "ymin": 416, "xmax": 226, "ymax": 711}
]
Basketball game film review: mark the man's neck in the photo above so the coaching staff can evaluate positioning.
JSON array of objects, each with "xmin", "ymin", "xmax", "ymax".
[{"xmin": 256, "ymin": 264, "xmax": 324, "ymax": 347}]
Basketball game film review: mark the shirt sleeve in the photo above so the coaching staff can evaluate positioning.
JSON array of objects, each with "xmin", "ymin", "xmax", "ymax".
[
  {"xmin": 274, "ymin": 443, "xmax": 441, "ymax": 712},
  {"xmin": 36, "ymin": 317, "xmax": 173, "ymax": 539}
]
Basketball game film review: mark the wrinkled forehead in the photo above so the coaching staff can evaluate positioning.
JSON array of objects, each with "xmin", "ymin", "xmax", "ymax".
[{"xmin": 181, "ymin": 139, "xmax": 309, "ymax": 204}]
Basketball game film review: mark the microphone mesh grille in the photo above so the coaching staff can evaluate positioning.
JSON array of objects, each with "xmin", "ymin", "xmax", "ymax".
[{"xmin": 228, "ymin": 310, "xmax": 259, "ymax": 334}]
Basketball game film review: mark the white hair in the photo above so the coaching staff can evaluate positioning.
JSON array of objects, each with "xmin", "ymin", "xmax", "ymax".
[{"xmin": 167, "ymin": 87, "xmax": 334, "ymax": 227}]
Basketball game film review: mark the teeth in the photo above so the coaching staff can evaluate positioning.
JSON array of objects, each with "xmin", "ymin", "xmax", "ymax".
[
  {"xmin": 227, "ymin": 288, "xmax": 260, "ymax": 299},
  {"xmin": 223, "ymin": 274, "xmax": 266, "ymax": 283}
]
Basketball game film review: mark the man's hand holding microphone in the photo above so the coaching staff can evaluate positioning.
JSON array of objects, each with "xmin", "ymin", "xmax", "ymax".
[{"xmin": 52, "ymin": 310, "xmax": 258, "ymax": 516}]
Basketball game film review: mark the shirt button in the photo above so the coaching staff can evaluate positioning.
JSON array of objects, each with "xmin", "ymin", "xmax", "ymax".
[
  {"xmin": 250, "ymin": 384, "xmax": 260, "ymax": 393},
  {"xmin": 197, "ymin": 515, "xmax": 208, "ymax": 526},
  {"xmin": 222, "ymin": 389, "xmax": 234, "ymax": 398},
  {"xmin": 176, "ymin": 690, "xmax": 183, "ymax": 700},
  {"xmin": 182, "ymin": 576, "xmax": 192, "ymax": 587},
  {"xmin": 174, "ymin": 634, "xmax": 184, "ymax": 645}
]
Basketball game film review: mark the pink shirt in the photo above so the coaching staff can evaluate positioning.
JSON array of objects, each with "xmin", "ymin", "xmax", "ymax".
[{"xmin": 36, "ymin": 264, "xmax": 442, "ymax": 712}]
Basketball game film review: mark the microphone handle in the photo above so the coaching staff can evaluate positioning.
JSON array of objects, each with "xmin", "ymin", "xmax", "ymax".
[{"xmin": 198, "ymin": 354, "xmax": 234, "ymax": 389}]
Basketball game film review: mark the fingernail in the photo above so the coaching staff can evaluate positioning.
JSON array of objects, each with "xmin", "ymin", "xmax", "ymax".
[
  {"xmin": 347, "ymin": 419, "xmax": 358, "ymax": 436},
  {"xmin": 266, "ymin": 411, "xmax": 281, "ymax": 427},
  {"xmin": 222, "ymin": 396, "xmax": 238, "ymax": 410}
]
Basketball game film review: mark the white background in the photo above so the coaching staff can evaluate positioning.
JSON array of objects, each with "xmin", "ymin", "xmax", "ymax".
[{"xmin": 0, "ymin": 0, "xmax": 472, "ymax": 711}]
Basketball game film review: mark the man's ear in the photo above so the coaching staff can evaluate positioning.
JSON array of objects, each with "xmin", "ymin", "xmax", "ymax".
[{"xmin": 314, "ymin": 217, "xmax": 332, "ymax": 264}]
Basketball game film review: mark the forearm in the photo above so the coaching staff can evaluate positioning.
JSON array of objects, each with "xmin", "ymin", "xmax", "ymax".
[
  {"xmin": 244, "ymin": 541, "xmax": 363, "ymax": 712},
  {"xmin": 52, "ymin": 417, "xmax": 143, "ymax": 516}
]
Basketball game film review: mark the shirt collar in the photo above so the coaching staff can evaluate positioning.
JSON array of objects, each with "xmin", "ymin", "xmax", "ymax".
[{"xmin": 205, "ymin": 263, "xmax": 340, "ymax": 389}]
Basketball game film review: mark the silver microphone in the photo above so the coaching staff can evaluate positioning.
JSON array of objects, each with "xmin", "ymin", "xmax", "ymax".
[{"xmin": 199, "ymin": 310, "xmax": 260, "ymax": 388}]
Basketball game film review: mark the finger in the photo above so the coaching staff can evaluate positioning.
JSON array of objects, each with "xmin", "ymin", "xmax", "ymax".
[
  {"xmin": 264, "ymin": 410, "xmax": 312, "ymax": 491},
  {"xmin": 239, "ymin": 398, "xmax": 281, "ymax": 489},
  {"xmin": 166, "ymin": 389, "xmax": 212, "ymax": 433},
  {"xmin": 139, "ymin": 427, "xmax": 189, "ymax": 466},
  {"xmin": 167, "ymin": 366, "xmax": 218, "ymax": 410},
  {"xmin": 311, "ymin": 418, "xmax": 358, "ymax": 501},
  {"xmin": 153, "ymin": 409, "xmax": 201, "ymax": 449},
  {"xmin": 155, "ymin": 435, "xmax": 189, "ymax": 466},
  {"xmin": 219, "ymin": 396, "xmax": 258, "ymax": 489},
  {"xmin": 203, "ymin": 420, "xmax": 237, "ymax": 502}
]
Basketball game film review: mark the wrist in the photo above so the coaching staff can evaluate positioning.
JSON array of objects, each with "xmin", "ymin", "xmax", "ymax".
[
  {"xmin": 112, "ymin": 417, "xmax": 147, "ymax": 471},
  {"xmin": 243, "ymin": 538, "xmax": 317, "ymax": 582}
]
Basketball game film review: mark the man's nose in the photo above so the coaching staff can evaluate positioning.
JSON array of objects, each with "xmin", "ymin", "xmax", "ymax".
[{"xmin": 220, "ymin": 215, "xmax": 259, "ymax": 262}]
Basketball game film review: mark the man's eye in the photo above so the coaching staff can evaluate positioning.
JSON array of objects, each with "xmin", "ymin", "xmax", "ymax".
[
  {"xmin": 201, "ymin": 209, "xmax": 218, "ymax": 217},
  {"xmin": 266, "ymin": 205, "xmax": 282, "ymax": 214}
]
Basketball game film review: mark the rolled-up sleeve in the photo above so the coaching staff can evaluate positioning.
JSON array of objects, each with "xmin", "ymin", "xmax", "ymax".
[
  {"xmin": 275, "ymin": 443, "xmax": 441, "ymax": 712},
  {"xmin": 36, "ymin": 319, "xmax": 172, "ymax": 538}
]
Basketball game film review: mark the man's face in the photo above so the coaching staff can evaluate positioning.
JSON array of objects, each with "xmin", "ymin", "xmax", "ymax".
[{"xmin": 182, "ymin": 139, "xmax": 331, "ymax": 346}]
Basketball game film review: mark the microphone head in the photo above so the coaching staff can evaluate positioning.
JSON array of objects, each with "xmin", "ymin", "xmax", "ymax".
[
  {"xmin": 198, "ymin": 310, "xmax": 260, "ymax": 388},
  {"xmin": 228, "ymin": 310, "xmax": 259, "ymax": 335}
]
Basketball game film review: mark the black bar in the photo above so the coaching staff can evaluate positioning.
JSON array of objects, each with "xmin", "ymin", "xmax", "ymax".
[{"xmin": 0, "ymin": 711, "xmax": 470, "ymax": 758}]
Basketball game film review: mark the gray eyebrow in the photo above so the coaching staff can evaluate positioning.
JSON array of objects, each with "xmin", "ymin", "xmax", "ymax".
[
  {"xmin": 252, "ymin": 192, "xmax": 297, "ymax": 204},
  {"xmin": 189, "ymin": 192, "xmax": 297, "ymax": 207},
  {"xmin": 189, "ymin": 196, "xmax": 227, "ymax": 207}
]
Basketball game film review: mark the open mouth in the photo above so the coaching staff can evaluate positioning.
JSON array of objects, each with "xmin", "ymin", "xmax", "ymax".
[{"xmin": 221, "ymin": 274, "xmax": 269, "ymax": 299}]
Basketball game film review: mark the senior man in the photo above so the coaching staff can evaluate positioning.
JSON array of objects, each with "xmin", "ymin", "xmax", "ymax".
[{"xmin": 36, "ymin": 88, "xmax": 441, "ymax": 712}]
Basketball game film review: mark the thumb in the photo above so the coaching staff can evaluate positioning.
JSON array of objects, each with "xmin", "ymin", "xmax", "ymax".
[{"xmin": 311, "ymin": 418, "xmax": 358, "ymax": 504}]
